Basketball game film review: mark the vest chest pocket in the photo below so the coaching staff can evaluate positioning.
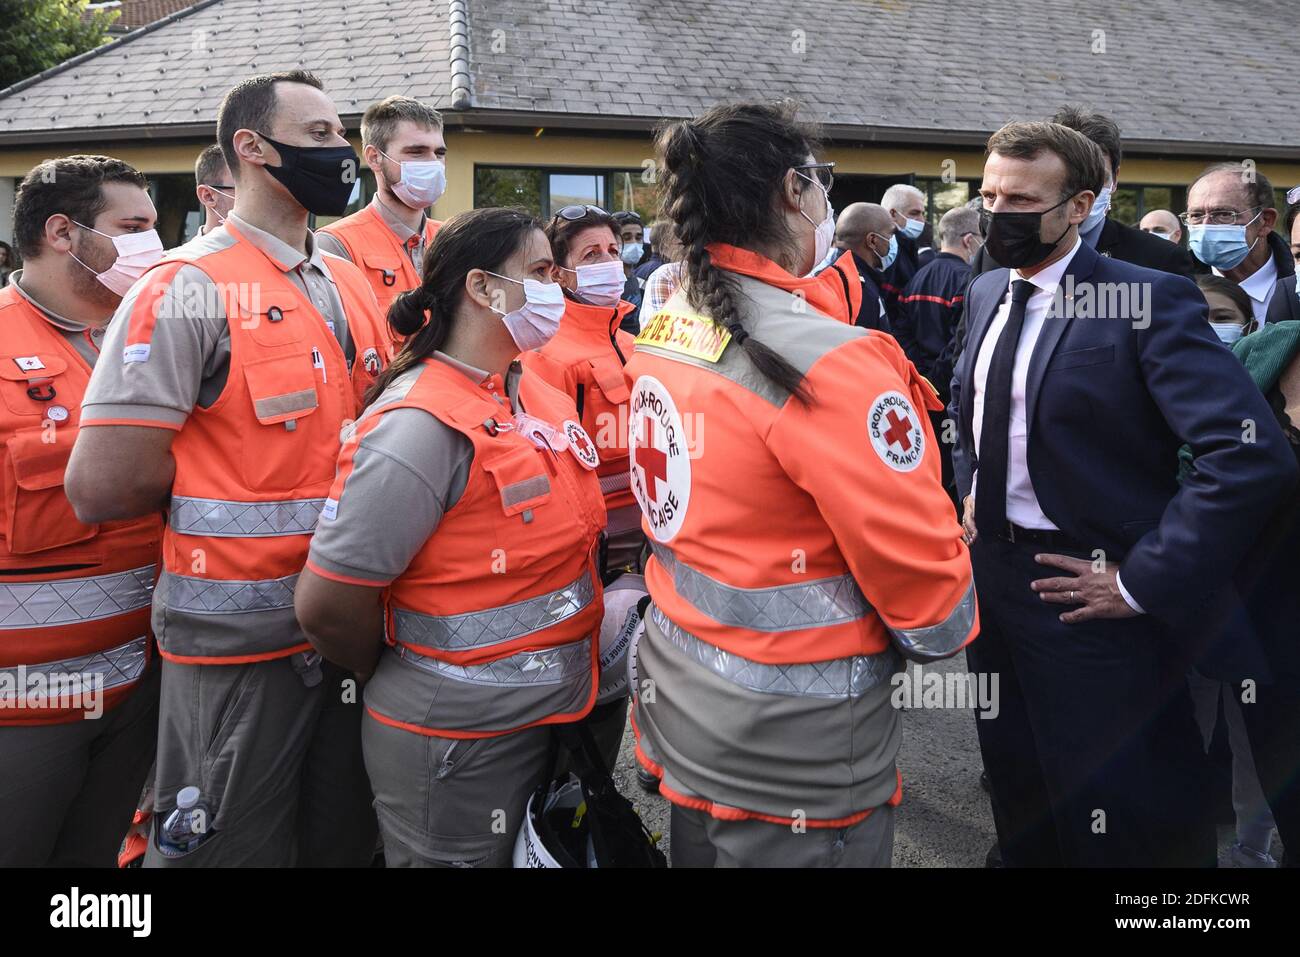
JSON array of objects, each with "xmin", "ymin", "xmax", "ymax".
[
  {"xmin": 587, "ymin": 357, "xmax": 630, "ymax": 406},
  {"xmin": 0, "ymin": 353, "xmax": 71, "ymax": 418},
  {"xmin": 240, "ymin": 351, "xmax": 336, "ymax": 492},
  {"xmin": 482, "ymin": 441, "xmax": 553, "ymax": 521},
  {"xmin": 237, "ymin": 296, "xmax": 310, "ymax": 348},
  {"xmin": 362, "ymin": 254, "xmax": 403, "ymax": 299},
  {"xmin": 4, "ymin": 425, "xmax": 98, "ymax": 555}
]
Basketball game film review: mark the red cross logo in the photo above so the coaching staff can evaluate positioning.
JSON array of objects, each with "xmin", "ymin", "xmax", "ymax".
[
  {"xmin": 634, "ymin": 416, "xmax": 668, "ymax": 504},
  {"xmin": 884, "ymin": 408, "xmax": 913, "ymax": 452},
  {"xmin": 571, "ymin": 428, "xmax": 594, "ymax": 457}
]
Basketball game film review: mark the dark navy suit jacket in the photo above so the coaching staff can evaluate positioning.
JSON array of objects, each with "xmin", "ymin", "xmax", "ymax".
[{"xmin": 949, "ymin": 240, "xmax": 1298, "ymax": 629}]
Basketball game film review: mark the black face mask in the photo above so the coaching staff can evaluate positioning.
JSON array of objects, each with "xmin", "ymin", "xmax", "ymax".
[
  {"xmin": 257, "ymin": 133, "xmax": 359, "ymax": 216},
  {"xmin": 979, "ymin": 195, "xmax": 1074, "ymax": 269}
]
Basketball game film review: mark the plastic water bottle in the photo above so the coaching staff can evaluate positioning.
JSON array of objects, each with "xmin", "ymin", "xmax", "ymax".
[{"xmin": 160, "ymin": 786, "xmax": 209, "ymax": 854}]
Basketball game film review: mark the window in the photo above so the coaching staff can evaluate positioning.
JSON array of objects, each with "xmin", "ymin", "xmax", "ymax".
[
  {"xmin": 475, "ymin": 165, "xmax": 657, "ymax": 222},
  {"xmin": 913, "ymin": 177, "xmax": 980, "ymax": 224}
]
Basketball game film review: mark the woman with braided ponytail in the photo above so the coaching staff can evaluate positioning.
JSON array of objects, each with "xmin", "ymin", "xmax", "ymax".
[
  {"xmin": 295, "ymin": 207, "xmax": 608, "ymax": 867},
  {"xmin": 626, "ymin": 103, "xmax": 977, "ymax": 867}
]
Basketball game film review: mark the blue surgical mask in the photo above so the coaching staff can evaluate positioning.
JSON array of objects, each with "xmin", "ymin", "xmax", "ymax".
[
  {"xmin": 874, "ymin": 233, "xmax": 899, "ymax": 271},
  {"xmin": 1080, "ymin": 185, "xmax": 1112, "ymax": 234},
  {"xmin": 900, "ymin": 217, "xmax": 925, "ymax": 240},
  {"xmin": 619, "ymin": 242, "xmax": 644, "ymax": 266},
  {"xmin": 1210, "ymin": 321, "xmax": 1245, "ymax": 345},
  {"xmin": 1188, "ymin": 210, "xmax": 1262, "ymax": 270}
]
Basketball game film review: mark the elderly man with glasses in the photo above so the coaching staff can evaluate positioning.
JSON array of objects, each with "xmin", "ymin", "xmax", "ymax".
[{"xmin": 1184, "ymin": 163, "xmax": 1296, "ymax": 325}]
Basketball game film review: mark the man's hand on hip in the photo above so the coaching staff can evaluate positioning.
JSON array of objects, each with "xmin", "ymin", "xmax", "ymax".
[{"xmin": 1031, "ymin": 553, "xmax": 1139, "ymax": 624}]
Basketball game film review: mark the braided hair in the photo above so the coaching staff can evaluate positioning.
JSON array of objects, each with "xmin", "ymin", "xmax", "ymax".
[
  {"xmin": 367, "ymin": 206, "xmax": 542, "ymax": 406},
  {"xmin": 655, "ymin": 102, "xmax": 821, "ymax": 402}
]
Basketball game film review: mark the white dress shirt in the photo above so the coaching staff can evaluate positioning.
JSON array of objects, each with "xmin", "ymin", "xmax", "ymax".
[
  {"xmin": 972, "ymin": 237, "xmax": 1082, "ymax": 530},
  {"xmin": 1213, "ymin": 254, "xmax": 1277, "ymax": 325}
]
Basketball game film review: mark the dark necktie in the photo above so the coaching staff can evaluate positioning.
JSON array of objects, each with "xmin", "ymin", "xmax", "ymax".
[{"xmin": 974, "ymin": 279, "xmax": 1036, "ymax": 537}]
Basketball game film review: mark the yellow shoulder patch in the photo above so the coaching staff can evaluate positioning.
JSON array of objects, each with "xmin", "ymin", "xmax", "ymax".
[{"xmin": 634, "ymin": 309, "xmax": 731, "ymax": 363}]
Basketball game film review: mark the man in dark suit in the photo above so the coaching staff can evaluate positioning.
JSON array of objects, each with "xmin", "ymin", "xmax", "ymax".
[{"xmin": 949, "ymin": 121, "xmax": 1298, "ymax": 867}]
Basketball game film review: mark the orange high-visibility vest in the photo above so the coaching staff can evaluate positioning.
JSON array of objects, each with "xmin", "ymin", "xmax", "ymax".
[
  {"xmin": 317, "ymin": 204, "xmax": 440, "ymax": 358},
  {"xmin": 124, "ymin": 222, "xmax": 373, "ymax": 664},
  {"xmin": 325, "ymin": 358, "xmax": 607, "ymax": 739},
  {"xmin": 0, "ymin": 286, "xmax": 161, "ymax": 724},
  {"xmin": 627, "ymin": 242, "xmax": 976, "ymax": 826},
  {"xmin": 520, "ymin": 297, "xmax": 640, "ymax": 550}
]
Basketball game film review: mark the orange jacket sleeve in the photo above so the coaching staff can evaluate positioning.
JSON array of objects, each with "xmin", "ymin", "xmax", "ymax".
[{"xmin": 767, "ymin": 331, "xmax": 977, "ymax": 660}]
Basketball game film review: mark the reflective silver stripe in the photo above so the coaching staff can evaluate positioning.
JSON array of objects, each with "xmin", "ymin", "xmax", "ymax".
[
  {"xmin": 394, "ymin": 571, "xmax": 595, "ymax": 652},
  {"xmin": 163, "ymin": 570, "xmax": 298, "ymax": 614},
  {"xmin": 170, "ymin": 496, "xmax": 326, "ymax": 537},
  {"xmin": 887, "ymin": 580, "xmax": 977, "ymax": 662},
  {"xmin": 599, "ymin": 472, "xmax": 630, "ymax": 495},
  {"xmin": 394, "ymin": 637, "xmax": 591, "ymax": 687},
  {"xmin": 0, "ymin": 565, "xmax": 155, "ymax": 630},
  {"xmin": 0, "ymin": 635, "xmax": 148, "ymax": 695},
  {"xmin": 651, "ymin": 542, "xmax": 871, "ymax": 632},
  {"xmin": 650, "ymin": 604, "xmax": 896, "ymax": 698}
]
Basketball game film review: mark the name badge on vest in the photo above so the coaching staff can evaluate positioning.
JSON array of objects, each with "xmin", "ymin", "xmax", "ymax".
[{"xmin": 563, "ymin": 420, "xmax": 600, "ymax": 470}]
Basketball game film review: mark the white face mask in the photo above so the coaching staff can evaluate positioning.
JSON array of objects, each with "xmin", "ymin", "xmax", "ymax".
[
  {"xmin": 570, "ymin": 259, "xmax": 626, "ymax": 306},
  {"xmin": 379, "ymin": 148, "xmax": 446, "ymax": 209},
  {"xmin": 70, "ymin": 222, "xmax": 165, "ymax": 296},
  {"xmin": 796, "ymin": 172, "xmax": 835, "ymax": 273},
  {"xmin": 485, "ymin": 271, "xmax": 566, "ymax": 350}
]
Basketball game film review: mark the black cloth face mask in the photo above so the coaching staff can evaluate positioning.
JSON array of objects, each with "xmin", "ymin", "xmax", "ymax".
[
  {"xmin": 979, "ymin": 195, "xmax": 1075, "ymax": 269},
  {"xmin": 257, "ymin": 133, "xmax": 359, "ymax": 216}
]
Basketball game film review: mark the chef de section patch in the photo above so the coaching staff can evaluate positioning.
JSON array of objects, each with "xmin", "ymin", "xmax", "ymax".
[
  {"xmin": 867, "ymin": 390, "xmax": 925, "ymax": 472},
  {"xmin": 635, "ymin": 309, "xmax": 730, "ymax": 363}
]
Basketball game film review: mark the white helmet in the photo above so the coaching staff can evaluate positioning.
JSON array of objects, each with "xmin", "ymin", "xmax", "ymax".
[
  {"xmin": 597, "ymin": 574, "xmax": 647, "ymax": 705},
  {"xmin": 513, "ymin": 776, "xmax": 592, "ymax": 868}
]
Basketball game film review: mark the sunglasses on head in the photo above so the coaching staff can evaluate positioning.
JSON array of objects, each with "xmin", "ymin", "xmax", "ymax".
[
  {"xmin": 553, "ymin": 204, "xmax": 610, "ymax": 223},
  {"xmin": 1288, "ymin": 186, "xmax": 1300, "ymax": 205}
]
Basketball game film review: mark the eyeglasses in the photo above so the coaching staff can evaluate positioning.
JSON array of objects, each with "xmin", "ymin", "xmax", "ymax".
[
  {"xmin": 794, "ymin": 162, "xmax": 835, "ymax": 192},
  {"xmin": 1180, "ymin": 206, "xmax": 1261, "ymax": 226},
  {"xmin": 552, "ymin": 204, "xmax": 609, "ymax": 223}
]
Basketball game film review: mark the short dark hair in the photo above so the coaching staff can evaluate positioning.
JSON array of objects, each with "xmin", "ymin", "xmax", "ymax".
[
  {"xmin": 13, "ymin": 155, "xmax": 148, "ymax": 259},
  {"xmin": 986, "ymin": 121, "xmax": 1108, "ymax": 201},
  {"xmin": 545, "ymin": 207, "xmax": 619, "ymax": 268},
  {"xmin": 1051, "ymin": 105, "xmax": 1122, "ymax": 178},
  {"xmin": 216, "ymin": 70, "xmax": 323, "ymax": 178},
  {"xmin": 1286, "ymin": 200, "xmax": 1300, "ymax": 237},
  {"xmin": 361, "ymin": 96, "xmax": 443, "ymax": 154},
  {"xmin": 194, "ymin": 143, "xmax": 229, "ymax": 187},
  {"xmin": 1188, "ymin": 161, "xmax": 1275, "ymax": 212},
  {"xmin": 1196, "ymin": 273, "xmax": 1255, "ymax": 322},
  {"xmin": 612, "ymin": 211, "xmax": 643, "ymax": 227}
]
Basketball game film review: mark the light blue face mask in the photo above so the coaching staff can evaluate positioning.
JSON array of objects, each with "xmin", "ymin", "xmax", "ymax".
[
  {"xmin": 1210, "ymin": 321, "xmax": 1245, "ymax": 345},
  {"xmin": 619, "ymin": 242, "xmax": 644, "ymax": 266},
  {"xmin": 1187, "ymin": 210, "xmax": 1262, "ymax": 270},
  {"xmin": 899, "ymin": 216, "xmax": 925, "ymax": 240},
  {"xmin": 1080, "ymin": 185, "xmax": 1112, "ymax": 234},
  {"xmin": 873, "ymin": 232, "xmax": 899, "ymax": 270}
]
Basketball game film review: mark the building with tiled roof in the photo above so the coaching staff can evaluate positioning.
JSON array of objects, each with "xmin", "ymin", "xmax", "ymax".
[{"xmin": 2, "ymin": 0, "xmax": 1298, "ymax": 247}]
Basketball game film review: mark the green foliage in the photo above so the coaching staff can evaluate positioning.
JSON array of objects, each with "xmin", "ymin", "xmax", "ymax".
[{"xmin": 0, "ymin": 0, "xmax": 120, "ymax": 91}]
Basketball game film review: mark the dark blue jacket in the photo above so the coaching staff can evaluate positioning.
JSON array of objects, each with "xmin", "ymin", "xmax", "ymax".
[
  {"xmin": 847, "ymin": 251, "xmax": 889, "ymax": 333},
  {"xmin": 1265, "ymin": 274, "xmax": 1300, "ymax": 325},
  {"xmin": 894, "ymin": 251, "xmax": 971, "ymax": 396},
  {"xmin": 948, "ymin": 240, "xmax": 1298, "ymax": 631},
  {"xmin": 878, "ymin": 232, "xmax": 919, "ymax": 326}
]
